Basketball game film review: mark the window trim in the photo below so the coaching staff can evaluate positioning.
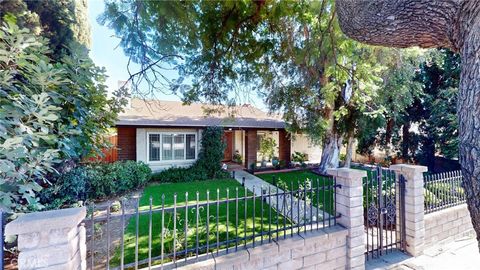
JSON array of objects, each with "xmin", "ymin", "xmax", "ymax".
[{"xmin": 147, "ymin": 131, "xmax": 198, "ymax": 163}]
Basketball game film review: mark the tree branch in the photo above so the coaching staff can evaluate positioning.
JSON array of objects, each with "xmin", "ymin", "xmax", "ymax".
[{"xmin": 336, "ymin": 0, "xmax": 461, "ymax": 51}]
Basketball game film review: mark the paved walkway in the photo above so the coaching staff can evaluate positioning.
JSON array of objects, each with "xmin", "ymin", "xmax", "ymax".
[
  {"xmin": 232, "ymin": 170, "xmax": 330, "ymax": 225},
  {"xmin": 366, "ymin": 236, "xmax": 480, "ymax": 270}
]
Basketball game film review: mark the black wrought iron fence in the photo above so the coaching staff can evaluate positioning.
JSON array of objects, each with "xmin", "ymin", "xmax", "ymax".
[
  {"xmin": 360, "ymin": 165, "xmax": 405, "ymax": 260},
  {"xmin": 85, "ymin": 179, "xmax": 339, "ymax": 270},
  {"xmin": 424, "ymin": 170, "xmax": 466, "ymax": 214}
]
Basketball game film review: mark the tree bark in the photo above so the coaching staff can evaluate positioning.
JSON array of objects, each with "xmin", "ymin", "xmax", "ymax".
[
  {"xmin": 336, "ymin": 0, "xmax": 480, "ymax": 249},
  {"xmin": 319, "ymin": 130, "xmax": 343, "ymax": 174},
  {"xmin": 344, "ymin": 132, "xmax": 354, "ymax": 168},
  {"xmin": 458, "ymin": 2, "xmax": 480, "ymax": 250},
  {"xmin": 336, "ymin": 0, "xmax": 461, "ymax": 50},
  {"xmin": 401, "ymin": 121, "xmax": 410, "ymax": 160}
]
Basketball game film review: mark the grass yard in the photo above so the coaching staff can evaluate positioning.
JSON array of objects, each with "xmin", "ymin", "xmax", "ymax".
[
  {"xmin": 256, "ymin": 170, "xmax": 336, "ymax": 215},
  {"xmin": 110, "ymin": 179, "xmax": 289, "ymax": 267}
]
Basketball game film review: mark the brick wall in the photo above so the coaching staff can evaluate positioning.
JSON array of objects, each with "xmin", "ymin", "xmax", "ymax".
[
  {"xmin": 245, "ymin": 129, "xmax": 257, "ymax": 169},
  {"xmin": 178, "ymin": 226, "xmax": 348, "ymax": 270},
  {"xmin": 424, "ymin": 204, "xmax": 475, "ymax": 248},
  {"xmin": 278, "ymin": 129, "xmax": 291, "ymax": 164},
  {"xmin": 117, "ymin": 126, "xmax": 136, "ymax": 161}
]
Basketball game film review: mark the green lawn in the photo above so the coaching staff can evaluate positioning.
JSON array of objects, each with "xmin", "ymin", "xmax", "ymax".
[
  {"xmin": 110, "ymin": 179, "xmax": 289, "ymax": 267},
  {"xmin": 256, "ymin": 170, "xmax": 335, "ymax": 215}
]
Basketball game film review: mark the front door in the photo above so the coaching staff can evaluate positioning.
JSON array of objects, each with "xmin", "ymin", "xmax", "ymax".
[{"xmin": 223, "ymin": 131, "xmax": 233, "ymax": 161}]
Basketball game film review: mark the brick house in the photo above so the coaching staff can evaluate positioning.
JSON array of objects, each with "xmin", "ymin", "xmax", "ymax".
[{"xmin": 116, "ymin": 99, "xmax": 321, "ymax": 171}]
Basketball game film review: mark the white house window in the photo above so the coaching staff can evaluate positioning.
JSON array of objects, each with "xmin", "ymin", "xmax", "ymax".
[
  {"xmin": 186, "ymin": 134, "xmax": 196, "ymax": 160},
  {"xmin": 173, "ymin": 134, "xmax": 185, "ymax": 160},
  {"xmin": 149, "ymin": 134, "xmax": 161, "ymax": 161},
  {"xmin": 148, "ymin": 132, "xmax": 197, "ymax": 162},
  {"xmin": 162, "ymin": 134, "xmax": 173, "ymax": 160}
]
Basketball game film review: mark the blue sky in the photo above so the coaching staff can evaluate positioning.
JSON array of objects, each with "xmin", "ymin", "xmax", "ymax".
[
  {"xmin": 88, "ymin": 0, "xmax": 180, "ymax": 102},
  {"xmin": 87, "ymin": 0, "xmax": 266, "ymax": 109}
]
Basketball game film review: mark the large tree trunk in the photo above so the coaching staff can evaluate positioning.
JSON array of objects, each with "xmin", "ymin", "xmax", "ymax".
[
  {"xmin": 458, "ymin": 4, "xmax": 480, "ymax": 250},
  {"xmin": 336, "ymin": 0, "xmax": 480, "ymax": 249},
  {"xmin": 319, "ymin": 108, "xmax": 343, "ymax": 173},
  {"xmin": 344, "ymin": 132, "xmax": 354, "ymax": 168},
  {"xmin": 319, "ymin": 130, "xmax": 343, "ymax": 174}
]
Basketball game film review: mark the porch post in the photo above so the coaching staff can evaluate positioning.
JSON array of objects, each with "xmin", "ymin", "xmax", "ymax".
[
  {"xmin": 390, "ymin": 164, "xmax": 428, "ymax": 256},
  {"xmin": 327, "ymin": 168, "xmax": 366, "ymax": 270},
  {"xmin": 245, "ymin": 129, "xmax": 257, "ymax": 171},
  {"xmin": 278, "ymin": 129, "xmax": 291, "ymax": 165}
]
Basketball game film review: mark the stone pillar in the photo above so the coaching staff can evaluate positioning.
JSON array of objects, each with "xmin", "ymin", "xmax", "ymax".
[
  {"xmin": 244, "ymin": 129, "xmax": 257, "ymax": 170},
  {"xmin": 390, "ymin": 164, "xmax": 428, "ymax": 257},
  {"xmin": 327, "ymin": 168, "xmax": 366, "ymax": 270},
  {"xmin": 5, "ymin": 207, "xmax": 87, "ymax": 270}
]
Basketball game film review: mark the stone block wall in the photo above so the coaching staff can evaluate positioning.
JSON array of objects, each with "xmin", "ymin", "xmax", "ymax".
[
  {"xmin": 327, "ymin": 168, "xmax": 366, "ymax": 270},
  {"xmin": 390, "ymin": 164, "xmax": 428, "ymax": 256},
  {"xmin": 5, "ymin": 207, "xmax": 87, "ymax": 270},
  {"xmin": 178, "ymin": 226, "xmax": 348, "ymax": 270},
  {"xmin": 424, "ymin": 204, "xmax": 475, "ymax": 248}
]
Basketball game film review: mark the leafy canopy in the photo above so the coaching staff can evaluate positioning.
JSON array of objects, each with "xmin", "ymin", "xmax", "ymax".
[
  {"xmin": 0, "ymin": 22, "xmax": 125, "ymax": 213},
  {"xmin": 100, "ymin": 0, "xmax": 425, "ymax": 169}
]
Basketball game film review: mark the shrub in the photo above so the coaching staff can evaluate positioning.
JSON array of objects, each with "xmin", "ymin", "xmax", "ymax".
[
  {"xmin": 151, "ymin": 126, "xmax": 229, "ymax": 183},
  {"xmin": 233, "ymin": 150, "xmax": 243, "ymax": 164},
  {"xmin": 259, "ymin": 137, "xmax": 277, "ymax": 161},
  {"xmin": 0, "ymin": 22, "xmax": 126, "ymax": 213},
  {"xmin": 40, "ymin": 167, "xmax": 90, "ymax": 210},
  {"xmin": 292, "ymin": 151, "xmax": 308, "ymax": 163},
  {"xmin": 87, "ymin": 161, "xmax": 151, "ymax": 199},
  {"xmin": 41, "ymin": 161, "xmax": 151, "ymax": 207},
  {"xmin": 195, "ymin": 126, "xmax": 227, "ymax": 177}
]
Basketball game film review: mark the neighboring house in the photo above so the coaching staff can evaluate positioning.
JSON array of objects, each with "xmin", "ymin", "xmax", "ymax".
[{"xmin": 115, "ymin": 99, "xmax": 322, "ymax": 171}]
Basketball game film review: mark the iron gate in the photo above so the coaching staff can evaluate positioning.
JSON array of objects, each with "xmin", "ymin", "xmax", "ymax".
[{"xmin": 363, "ymin": 166, "xmax": 406, "ymax": 260}]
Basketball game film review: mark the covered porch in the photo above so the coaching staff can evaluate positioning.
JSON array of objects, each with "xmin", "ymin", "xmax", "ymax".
[{"xmin": 222, "ymin": 128, "xmax": 291, "ymax": 170}]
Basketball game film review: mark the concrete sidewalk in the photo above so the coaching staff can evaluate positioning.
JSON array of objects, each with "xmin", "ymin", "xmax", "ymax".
[{"xmin": 367, "ymin": 236, "xmax": 480, "ymax": 270}]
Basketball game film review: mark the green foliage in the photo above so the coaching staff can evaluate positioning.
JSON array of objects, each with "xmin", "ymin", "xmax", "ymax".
[
  {"xmin": 232, "ymin": 150, "xmax": 242, "ymax": 164},
  {"xmin": 151, "ymin": 126, "xmax": 229, "ymax": 183},
  {"xmin": 88, "ymin": 161, "xmax": 152, "ymax": 198},
  {"xmin": 355, "ymin": 49, "xmax": 424, "ymax": 158},
  {"xmin": 257, "ymin": 170, "xmax": 335, "ymax": 215},
  {"xmin": 292, "ymin": 152, "xmax": 308, "ymax": 164},
  {"xmin": 0, "ymin": 22, "xmax": 125, "ymax": 213},
  {"xmin": 41, "ymin": 161, "xmax": 152, "ymax": 208},
  {"xmin": 363, "ymin": 49, "xmax": 460, "ymax": 170},
  {"xmin": 40, "ymin": 166, "xmax": 89, "ymax": 209},
  {"xmin": 259, "ymin": 137, "xmax": 277, "ymax": 161},
  {"xmin": 151, "ymin": 167, "xmax": 207, "ymax": 184},
  {"xmin": 99, "ymin": 0, "xmax": 426, "ymax": 172},
  {"xmin": 424, "ymin": 182, "xmax": 464, "ymax": 208},
  {"xmin": 415, "ymin": 50, "xmax": 460, "ymax": 165},
  {"xmin": 0, "ymin": 0, "xmax": 91, "ymax": 59},
  {"xmin": 195, "ymin": 126, "xmax": 228, "ymax": 178}
]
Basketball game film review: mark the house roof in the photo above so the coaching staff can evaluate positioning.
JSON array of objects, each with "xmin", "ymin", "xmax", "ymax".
[{"xmin": 116, "ymin": 99, "xmax": 285, "ymax": 129}]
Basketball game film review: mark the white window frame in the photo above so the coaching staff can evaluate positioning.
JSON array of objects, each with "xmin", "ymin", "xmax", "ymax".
[{"xmin": 147, "ymin": 131, "xmax": 198, "ymax": 163}]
